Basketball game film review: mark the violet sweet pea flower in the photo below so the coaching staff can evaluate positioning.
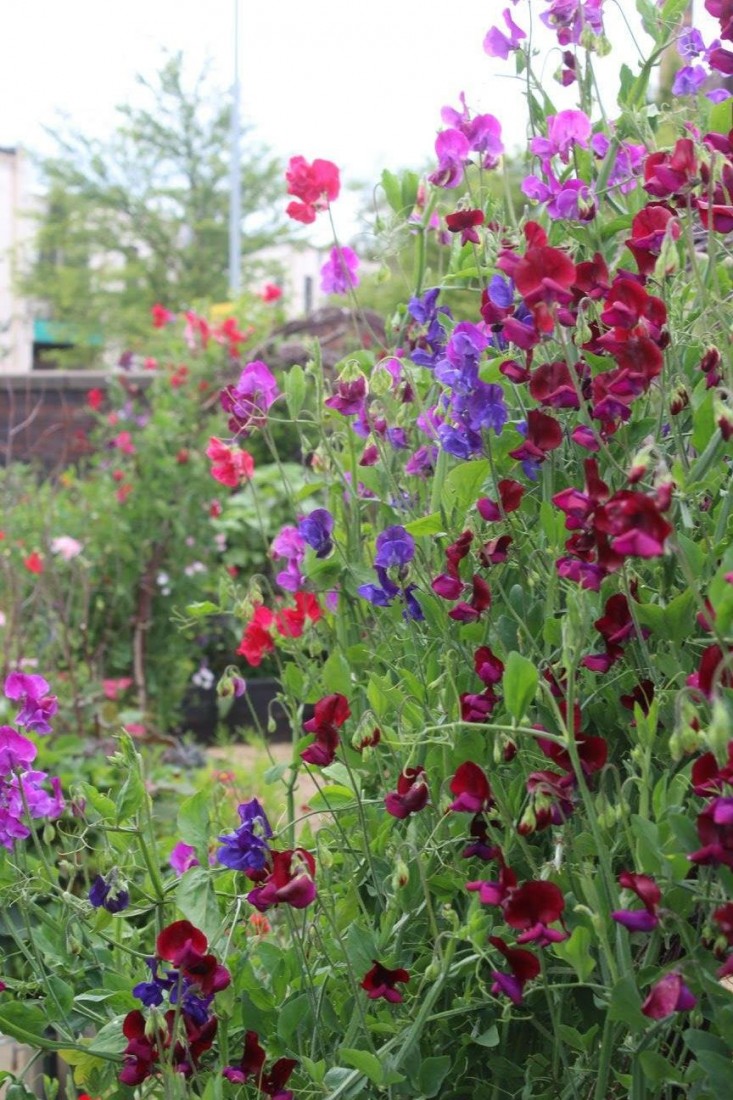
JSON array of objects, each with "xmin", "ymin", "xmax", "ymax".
[
  {"xmin": 320, "ymin": 246, "xmax": 360, "ymax": 295},
  {"xmin": 484, "ymin": 7, "xmax": 527, "ymax": 58}
]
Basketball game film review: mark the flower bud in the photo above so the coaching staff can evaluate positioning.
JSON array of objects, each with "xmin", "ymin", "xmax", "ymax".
[
  {"xmin": 705, "ymin": 698, "xmax": 733, "ymax": 766},
  {"xmin": 392, "ymin": 859, "xmax": 410, "ymax": 890}
]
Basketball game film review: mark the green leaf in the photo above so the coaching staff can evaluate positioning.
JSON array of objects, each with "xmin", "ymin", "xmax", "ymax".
[
  {"xmin": 638, "ymin": 1050, "xmax": 683, "ymax": 1086},
  {"xmin": 177, "ymin": 788, "xmax": 211, "ymax": 863},
  {"xmin": 503, "ymin": 651, "xmax": 539, "ymax": 721},
  {"xmin": 277, "ymin": 994, "xmax": 311, "ymax": 1043},
  {"xmin": 184, "ymin": 600, "xmax": 220, "ymax": 617},
  {"xmin": 81, "ymin": 783, "xmax": 117, "ymax": 821},
  {"xmin": 418, "ymin": 1056, "xmax": 452, "ymax": 1097},
  {"xmin": 284, "ymin": 364, "xmax": 306, "ymax": 418},
  {"xmin": 442, "ymin": 459, "xmax": 490, "ymax": 518},
  {"xmin": 381, "ymin": 169, "xmax": 403, "ymax": 213},
  {"xmin": 553, "ymin": 925, "xmax": 596, "ymax": 982},
  {"xmin": 403, "ymin": 512, "xmax": 446, "ymax": 537},
  {"xmin": 340, "ymin": 1048, "xmax": 384, "ymax": 1086},
  {"xmin": 321, "ymin": 650, "xmax": 352, "ymax": 695},
  {"xmin": 608, "ymin": 974, "xmax": 647, "ymax": 1033},
  {"xmin": 0, "ymin": 1003, "xmax": 51, "ymax": 1045},
  {"xmin": 709, "ymin": 96, "xmax": 733, "ymax": 136},
  {"xmin": 176, "ymin": 867, "xmax": 221, "ymax": 941},
  {"xmin": 473, "ymin": 1025, "xmax": 500, "ymax": 1048},
  {"xmin": 400, "ymin": 170, "xmax": 419, "ymax": 212},
  {"xmin": 307, "ymin": 784, "xmax": 357, "ymax": 811},
  {"xmin": 661, "ymin": 0, "xmax": 693, "ymax": 25}
]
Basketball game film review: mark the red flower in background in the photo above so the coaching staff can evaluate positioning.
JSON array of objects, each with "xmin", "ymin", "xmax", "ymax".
[
  {"xmin": 23, "ymin": 551, "xmax": 44, "ymax": 574},
  {"xmin": 236, "ymin": 606, "xmax": 275, "ymax": 666},
  {"xmin": 206, "ymin": 437, "xmax": 255, "ymax": 487},
  {"xmin": 151, "ymin": 303, "xmax": 174, "ymax": 327}
]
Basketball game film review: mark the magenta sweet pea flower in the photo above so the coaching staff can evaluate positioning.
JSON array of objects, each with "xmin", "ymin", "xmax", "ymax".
[
  {"xmin": 4, "ymin": 672, "xmax": 58, "ymax": 734},
  {"xmin": 320, "ymin": 246, "xmax": 360, "ymax": 295},
  {"xmin": 0, "ymin": 727, "xmax": 37, "ymax": 773},
  {"xmin": 641, "ymin": 973, "xmax": 697, "ymax": 1019},
  {"xmin": 484, "ymin": 7, "xmax": 526, "ymax": 58},
  {"xmin": 385, "ymin": 766, "xmax": 429, "ymax": 819},
  {"xmin": 247, "ymin": 848, "xmax": 317, "ymax": 911},
  {"xmin": 170, "ymin": 842, "xmax": 200, "ymax": 876},
  {"xmin": 612, "ymin": 871, "xmax": 661, "ymax": 933}
]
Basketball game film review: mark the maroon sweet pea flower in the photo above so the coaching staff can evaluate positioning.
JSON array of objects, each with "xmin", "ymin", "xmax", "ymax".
[
  {"xmin": 509, "ymin": 409, "xmax": 564, "ymax": 464},
  {"xmin": 478, "ymin": 536, "xmax": 512, "ymax": 565},
  {"xmin": 522, "ymin": 769, "xmax": 577, "ymax": 833},
  {"xmin": 466, "ymin": 854, "xmax": 518, "ymax": 906},
  {"xmin": 593, "ymin": 490, "xmax": 673, "ymax": 559},
  {"xmin": 248, "ymin": 848, "xmax": 317, "ymax": 910},
  {"xmin": 641, "ymin": 973, "xmax": 696, "ymax": 1019},
  {"xmin": 460, "ymin": 688, "xmax": 500, "ymax": 722},
  {"xmin": 713, "ymin": 902, "xmax": 733, "ymax": 946},
  {"xmin": 120, "ymin": 1010, "xmax": 158, "ymax": 1085},
  {"xmin": 260, "ymin": 1058, "xmax": 298, "ymax": 1100},
  {"xmin": 643, "ymin": 138, "xmax": 697, "ymax": 199},
  {"xmin": 385, "ymin": 766, "xmax": 429, "ymax": 819},
  {"xmin": 626, "ymin": 204, "xmax": 680, "ymax": 276},
  {"xmin": 528, "ymin": 360, "xmax": 580, "ymax": 409},
  {"xmin": 448, "ymin": 761, "xmax": 492, "ymax": 813},
  {"xmin": 463, "ymin": 814, "xmax": 500, "ymax": 861},
  {"xmin": 446, "ymin": 208, "xmax": 485, "ymax": 245},
  {"xmin": 688, "ymin": 797, "xmax": 733, "ymax": 867},
  {"xmin": 474, "ymin": 645, "xmax": 504, "ymax": 686},
  {"xmin": 477, "ymin": 478, "xmax": 525, "ymax": 521},
  {"xmin": 222, "ymin": 1030, "xmax": 267, "ymax": 1085},
  {"xmin": 489, "ymin": 936, "xmax": 541, "ymax": 1005},
  {"xmin": 686, "ymin": 645, "xmax": 733, "ymax": 700},
  {"xmin": 361, "ymin": 960, "xmax": 410, "ymax": 1003},
  {"xmin": 691, "ymin": 743, "xmax": 733, "ymax": 794},
  {"xmin": 156, "ymin": 921, "xmax": 230, "ymax": 997},
  {"xmin": 301, "ymin": 693, "xmax": 351, "ymax": 766},
  {"xmin": 448, "ymin": 575, "xmax": 492, "ymax": 622},
  {"xmin": 502, "ymin": 880, "xmax": 568, "ymax": 946},
  {"xmin": 513, "ymin": 242, "xmax": 576, "ymax": 332},
  {"xmin": 612, "ymin": 871, "xmax": 661, "ymax": 933}
]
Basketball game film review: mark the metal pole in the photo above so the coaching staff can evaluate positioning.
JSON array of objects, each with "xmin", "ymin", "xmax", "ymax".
[{"xmin": 228, "ymin": 0, "xmax": 242, "ymax": 296}]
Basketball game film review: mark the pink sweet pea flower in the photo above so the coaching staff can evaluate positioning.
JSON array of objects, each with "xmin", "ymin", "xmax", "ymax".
[
  {"xmin": 641, "ymin": 973, "xmax": 696, "ymax": 1019},
  {"xmin": 206, "ymin": 438, "xmax": 255, "ymax": 488}
]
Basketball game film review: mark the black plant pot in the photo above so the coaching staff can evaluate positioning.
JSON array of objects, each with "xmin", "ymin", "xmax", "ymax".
[{"xmin": 178, "ymin": 678, "xmax": 294, "ymax": 744}]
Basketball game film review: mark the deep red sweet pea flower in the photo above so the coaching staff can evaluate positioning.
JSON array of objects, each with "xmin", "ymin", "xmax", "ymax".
[
  {"xmin": 594, "ymin": 490, "xmax": 672, "ymax": 559},
  {"xmin": 222, "ymin": 1030, "xmax": 266, "ymax": 1084},
  {"xmin": 686, "ymin": 645, "xmax": 733, "ymax": 700},
  {"xmin": 466, "ymin": 854, "xmax": 517, "ymax": 905},
  {"xmin": 713, "ymin": 902, "xmax": 733, "ymax": 945},
  {"xmin": 361, "ymin": 960, "xmax": 410, "ymax": 1002},
  {"xmin": 477, "ymin": 478, "xmax": 525, "ymax": 521},
  {"xmin": 489, "ymin": 936, "xmax": 540, "ymax": 1005},
  {"xmin": 691, "ymin": 744, "xmax": 733, "ymax": 794},
  {"xmin": 260, "ymin": 1057, "xmax": 298, "ymax": 1100},
  {"xmin": 448, "ymin": 575, "xmax": 492, "ymax": 622},
  {"xmin": 528, "ymin": 360, "xmax": 580, "ymax": 409},
  {"xmin": 643, "ymin": 138, "xmax": 697, "ymax": 199},
  {"xmin": 612, "ymin": 871, "xmax": 661, "ymax": 933},
  {"xmin": 301, "ymin": 692, "xmax": 350, "ymax": 766},
  {"xmin": 513, "ymin": 244, "xmax": 576, "ymax": 331},
  {"xmin": 509, "ymin": 409, "xmax": 563, "ymax": 464},
  {"xmin": 503, "ymin": 880, "xmax": 568, "ymax": 945},
  {"xmin": 460, "ymin": 688, "xmax": 499, "ymax": 722},
  {"xmin": 446, "ymin": 208, "xmax": 485, "ymax": 245},
  {"xmin": 474, "ymin": 645, "xmax": 504, "ymax": 686},
  {"xmin": 385, "ymin": 766, "xmax": 429, "ymax": 819},
  {"xmin": 626, "ymin": 204, "xmax": 680, "ymax": 276},
  {"xmin": 478, "ymin": 535, "xmax": 512, "ymax": 565},
  {"xmin": 248, "ymin": 848, "xmax": 317, "ymax": 910},
  {"xmin": 156, "ymin": 920, "xmax": 207, "ymax": 965},
  {"xmin": 449, "ymin": 761, "xmax": 492, "ymax": 813}
]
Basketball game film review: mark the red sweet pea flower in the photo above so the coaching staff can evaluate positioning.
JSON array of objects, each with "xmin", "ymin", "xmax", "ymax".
[
  {"xmin": 626, "ymin": 204, "xmax": 680, "ymax": 276},
  {"xmin": 686, "ymin": 644, "xmax": 733, "ymax": 700},
  {"xmin": 23, "ymin": 551, "xmax": 44, "ymax": 574},
  {"xmin": 513, "ymin": 243, "xmax": 576, "ymax": 331},
  {"xmin": 247, "ymin": 848, "xmax": 317, "ymax": 910},
  {"xmin": 223, "ymin": 1030, "xmax": 266, "ymax": 1084},
  {"xmin": 285, "ymin": 155, "xmax": 340, "ymax": 223},
  {"xmin": 156, "ymin": 920, "xmax": 230, "ymax": 996},
  {"xmin": 86, "ymin": 387, "xmax": 104, "ymax": 411},
  {"xmin": 385, "ymin": 766, "xmax": 429, "ymax": 819},
  {"xmin": 275, "ymin": 591, "xmax": 322, "ymax": 639},
  {"xmin": 643, "ymin": 138, "xmax": 697, "ymax": 199},
  {"xmin": 301, "ymin": 692, "xmax": 350, "ymax": 766},
  {"xmin": 449, "ymin": 761, "xmax": 492, "ymax": 813},
  {"xmin": 691, "ymin": 743, "xmax": 733, "ymax": 794},
  {"xmin": 478, "ymin": 535, "xmax": 512, "ymax": 565},
  {"xmin": 474, "ymin": 645, "xmax": 504, "ymax": 686},
  {"xmin": 466, "ymin": 853, "xmax": 517, "ymax": 905},
  {"xmin": 151, "ymin": 302, "xmax": 174, "ymax": 327},
  {"xmin": 503, "ymin": 880, "xmax": 568, "ymax": 945},
  {"xmin": 489, "ymin": 936, "xmax": 540, "ymax": 1005},
  {"xmin": 509, "ymin": 409, "xmax": 563, "ymax": 466},
  {"xmin": 236, "ymin": 606, "xmax": 276, "ymax": 666},
  {"xmin": 460, "ymin": 688, "xmax": 499, "ymax": 722},
  {"xmin": 206, "ymin": 437, "xmax": 255, "ymax": 487},
  {"xmin": 260, "ymin": 1058, "xmax": 298, "ymax": 1100},
  {"xmin": 260, "ymin": 282, "xmax": 283, "ymax": 302},
  {"xmin": 448, "ymin": 574, "xmax": 492, "ymax": 622},
  {"xmin": 361, "ymin": 960, "xmax": 410, "ymax": 1003},
  {"xmin": 689, "ymin": 797, "xmax": 733, "ymax": 867}
]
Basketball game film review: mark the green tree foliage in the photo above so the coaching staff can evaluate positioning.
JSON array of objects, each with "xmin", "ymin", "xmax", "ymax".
[{"xmin": 22, "ymin": 53, "xmax": 288, "ymax": 357}]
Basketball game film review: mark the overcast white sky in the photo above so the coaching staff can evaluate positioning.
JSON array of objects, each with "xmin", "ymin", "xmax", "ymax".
[{"xmin": 0, "ymin": 1, "xmax": 719, "ymax": 235}]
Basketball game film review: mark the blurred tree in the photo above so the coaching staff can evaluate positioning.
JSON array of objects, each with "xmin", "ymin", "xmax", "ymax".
[{"xmin": 21, "ymin": 52, "xmax": 289, "ymax": 360}]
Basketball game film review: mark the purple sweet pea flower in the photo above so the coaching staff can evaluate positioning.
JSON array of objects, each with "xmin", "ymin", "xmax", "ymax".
[
  {"xmin": 89, "ymin": 873, "xmax": 130, "ymax": 913},
  {"xmin": 298, "ymin": 509, "xmax": 334, "ymax": 558},
  {"xmin": 220, "ymin": 361, "xmax": 280, "ymax": 436},
  {"xmin": 325, "ymin": 376, "xmax": 367, "ymax": 416},
  {"xmin": 405, "ymin": 444, "xmax": 438, "ymax": 477},
  {"xmin": 672, "ymin": 64, "xmax": 708, "ymax": 95},
  {"xmin": 320, "ymin": 246, "xmax": 360, "ymax": 295},
  {"xmin": 4, "ymin": 672, "xmax": 58, "ymax": 735},
  {"xmin": 271, "ymin": 525, "xmax": 306, "ymax": 592},
  {"xmin": 374, "ymin": 526, "xmax": 415, "ymax": 569},
  {"xmin": 217, "ymin": 798, "xmax": 273, "ymax": 874},
  {"xmin": 679, "ymin": 27, "xmax": 706, "ymax": 59},
  {"xmin": 484, "ymin": 7, "xmax": 527, "ymax": 58}
]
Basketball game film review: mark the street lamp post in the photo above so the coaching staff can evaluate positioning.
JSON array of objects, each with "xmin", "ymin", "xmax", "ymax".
[{"xmin": 228, "ymin": 0, "xmax": 242, "ymax": 297}]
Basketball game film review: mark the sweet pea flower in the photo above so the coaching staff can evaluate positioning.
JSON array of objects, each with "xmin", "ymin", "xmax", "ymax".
[
  {"xmin": 50, "ymin": 536, "xmax": 83, "ymax": 560},
  {"xmin": 170, "ymin": 842, "xmax": 200, "ymax": 875},
  {"xmin": 320, "ymin": 246, "xmax": 360, "ymax": 295},
  {"xmin": 361, "ymin": 961, "xmax": 410, "ymax": 1003},
  {"xmin": 641, "ymin": 973, "xmax": 697, "ymax": 1019},
  {"xmin": 484, "ymin": 7, "xmax": 527, "ymax": 58},
  {"xmin": 285, "ymin": 155, "xmax": 340, "ymax": 223},
  {"xmin": 4, "ymin": 672, "xmax": 58, "ymax": 734},
  {"xmin": 374, "ymin": 526, "xmax": 415, "ymax": 569}
]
